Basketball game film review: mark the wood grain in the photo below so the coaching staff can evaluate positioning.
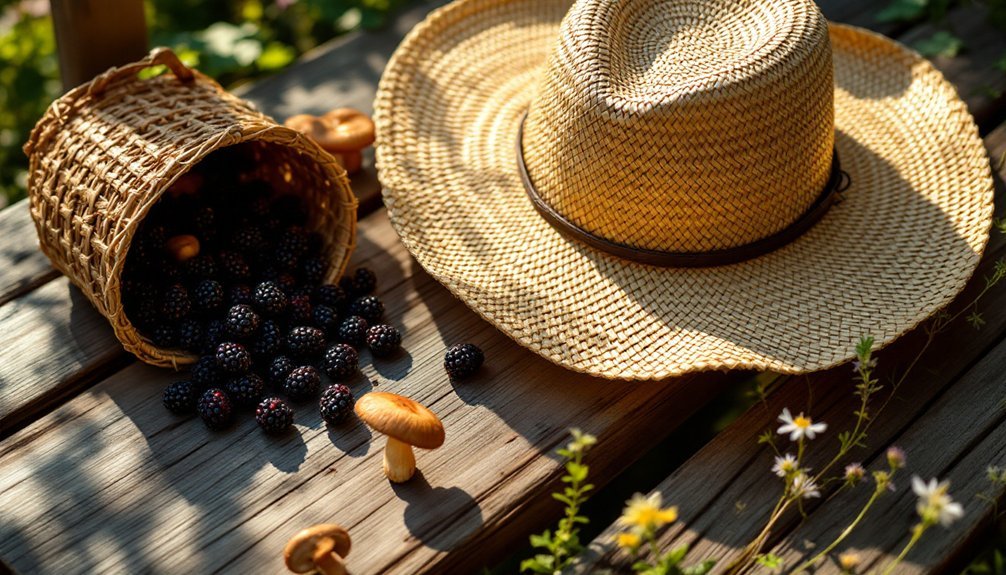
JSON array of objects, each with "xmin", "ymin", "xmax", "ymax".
[
  {"xmin": 570, "ymin": 123, "xmax": 1006, "ymax": 574},
  {"xmin": 0, "ymin": 201, "xmax": 58, "ymax": 307},
  {"xmin": 0, "ymin": 209, "xmax": 738, "ymax": 575}
]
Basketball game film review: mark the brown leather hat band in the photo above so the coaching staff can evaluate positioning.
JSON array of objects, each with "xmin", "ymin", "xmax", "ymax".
[{"xmin": 516, "ymin": 112, "xmax": 849, "ymax": 268}]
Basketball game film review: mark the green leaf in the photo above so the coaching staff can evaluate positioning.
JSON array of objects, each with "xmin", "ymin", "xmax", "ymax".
[
  {"xmin": 683, "ymin": 559, "xmax": 717, "ymax": 575},
  {"xmin": 519, "ymin": 556, "xmax": 555, "ymax": 573},
  {"xmin": 912, "ymin": 31, "xmax": 963, "ymax": 58},
  {"xmin": 755, "ymin": 553, "xmax": 784, "ymax": 572},
  {"xmin": 552, "ymin": 493, "xmax": 573, "ymax": 505},
  {"xmin": 875, "ymin": 0, "xmax": 929, "ymax": 23},
  {"xmin": 529, "ymin": 531, "xmax": 552, "ymax": 549}
]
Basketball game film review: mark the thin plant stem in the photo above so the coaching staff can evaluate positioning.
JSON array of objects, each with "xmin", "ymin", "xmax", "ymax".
[
  {"xmin": 793, "ymin": 482, "xmax": 886, "ymax": 573},
  {"xmin": 879, "ymin": 523, "xmax": 929, "ymax": 575}
]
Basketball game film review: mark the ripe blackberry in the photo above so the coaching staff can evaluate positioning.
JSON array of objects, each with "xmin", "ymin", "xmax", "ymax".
[
  {"xmin": 312, "ymin": 305, "xmax": 339, "ymax": 335},
  {"xmin": 192, "ymin": 279, "xmax": 225, "ymax": 315},
  {"xmin": 197, "ymin": 388, "xmax": 234, "ymax": 430},
  {"xmin": 151, "ymin": 324, "xmax": 177, "ymax": 347},
  {"xmin": 300, "ymin": 257, "xmax": 327, "ymax": 285},
  {"xmin": 218, "ymin": 250, "xmax": 251, "ymax": 281},
  {"xmin": 336, "ymin": 316, "xmax": 368, "ymax": 346},
  {"xmin": 255, "ymin": 397, "xmax": 294, "ymax": 434},
  {"xmin": 229, "ymin": 225, "xmax": 266, "ymax": 255},
  {"xmin": 340, "ymin": 268, "xmax": 377, "ymax": 297},
  {"xmin": 273, "ymin": 227, "xmax": 308, "ymax": 270},
  {"xmin": 225, "ymin": 304, "xmax": 261, "ymax": 340},
  {"xmin": 191, "ymin": 354, "xmax": 223, "ymax": 388},
  {"xmin": 252, "ymin": 320, "xmax": 284, "ymax": 357},
  {"xmin": 319, "ymin": 384, "xmax": 354, "ymax": 425},
  {"xmin": 349, "ymin": 295, "xmax": 384, "ymax": 324},
  {"xmin": 225, "ymin": 373, "xmax": 265, "ymax": 407},
  {"xmin": 275, "ymin": 272, "xmax": 298, "ymax": 295},
  {"xmin": 267, "ymin": 355, "xmax": 295, "ymax": 387},
  {"xmin": 444, "ymin": 343, "xmax": 485, "ymax": 381},
  {"xmin": 320, "ymin": 343, "xmax": 359, "ymax": 381},
  {"xmin": 286, "ymin": 293, "xmax": 313, "ymax": 325},
  {"xmin": 184, "ymin": 254, "xmax": 218, "ymax": 280},
  {"xmin": 287, "ymin": 326, "xmax": 326, "ymax": 357},
  {"xmin": 201, "ymin": 319, "xmax": 227, "ymax": 355},
  {"xmin": 162, "ymin": 380, "xmax": 198, "ymax": 414},
  {"xmin": 313, "ymin": 284, "xmax": 347, "ymax": 311},
  {"xmin": 193, "ymin": 205, "xmax": 217, "ymax": 243},
  {"xmin": 161, "ymin": 283, "xmax": 191, "ymax": 321},
  {"xmin": 216, "ymin": 342, "xmax": 252, "ymax": 374},
  {"xmin": 253, "ymin": 281, "xmax": 288, "ymax": 317},
  {"xmin": 228, "ymin": 284, "xmax": 254, "ymax": 307},
  {"xmin": 177, "ymin": 319, "xmax": 204, "ymax": 352},
  {"xmin": 130, "ymin": 300, "xmax": 160, "ymax": 330},
  {"xmin": 283, "ymin": 366, "xmax": 321, "ymax": 401},
  {"xmin": 366, "ymin": 324, "xmax": 401, "ymax": 357}
]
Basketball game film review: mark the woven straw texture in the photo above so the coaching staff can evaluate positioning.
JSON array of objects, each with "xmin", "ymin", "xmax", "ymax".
[
  {"xmin": 25, "ymin": 48, "xmax": 357, "ymax": 369},
  {"xmin": 374, "ymin": 0, "xmax": 994, "ymax": 381}
]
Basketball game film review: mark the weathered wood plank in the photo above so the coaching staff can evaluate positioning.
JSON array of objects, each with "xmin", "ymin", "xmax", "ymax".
[
  {"xmin": 0, "ymin": 201, "xmax": 58, "ymax": 307},
  {"xmin": 570, "ymin": 123, "xmax": 1006, "ymax": 574},
  {"xmin": 0, "ymin": 208, "xmax": 737, "ymax": 575}
]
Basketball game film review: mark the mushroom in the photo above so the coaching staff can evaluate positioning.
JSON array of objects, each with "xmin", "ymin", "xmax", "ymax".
[
  {"xmin": 165, "ymin": 234, "xmax": 200, "ymax": 261},
  {"xmin": 284, "ymin": 108, "xmax": 375, "ymax": 155},
  {"xmin": 354, "ymin": 392, "xmax": 445, "ymax": 483},
  {"xmin": 284, "ymin": 524, "xmax": 352, "ymax": 575}
]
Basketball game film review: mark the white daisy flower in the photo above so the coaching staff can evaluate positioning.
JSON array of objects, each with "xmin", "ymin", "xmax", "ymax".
[
  {"xmin": 777, "ymin": 408, "xmax": 827, "ymax": 441},
  {"xmin": 772, "ymin": 454, "xmax": 799, "ymax": 477},
  {"xmin": 912, "ymin": 476, "xmax": 964, "ymax": 527},
  {"xmin": 790, "ymin": 472, "xmax": 821, "ymax": 499}
]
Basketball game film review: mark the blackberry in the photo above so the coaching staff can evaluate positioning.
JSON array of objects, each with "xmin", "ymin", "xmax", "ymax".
[
  {"xmin": 340, "ymin": 268, "xmax": 377, "ymax": 297},
  {"xmin": 225, "ymin": 304, "xmax": 261, "ymax": 340},
  {"xmin": 255, "ymin": 397, "xmax": 294, "ymax": 434},
  {"xmin": 320, "ymin": 344, "xmax": 359, "ymax": 381},
  {"xmin": 229, "ymin": 225, "xmax": 266, "ymax": 255},
  {"xmin": 275, "ymin": 272, "xmax": 298, "ymax": 295},
  {"xmin": 283, "ymin": 366, "xmax": 321, "ymax": 401},
  {"xmin": 201, "ymin": 319, "xmax": 227, "ymax": 355},
  {"xmin": 300, "ymin": 257, "xmax": 327, "ymax": 285},
  {"xmin": 162, "ymin": 380, "xmax": 198, "ymax": 414},
  {"xmin": 191, "ymin": 354, "xmax": 223, "ymax": 388},
  {"xmin": 197, "ymin": 388, "xmax": 234, "ymax": 430},
  {"xmin": 253, "ymin": 281, "xmax": 288, "ymax": 317},
  {"xmin": 184, "ymin": 254, "xmax": 218, "ymax": 280},
  {"xmin": 151, "ymin": 324, "xmax": 177, "ymax": 347},
  {"xmin": 349, "ymin": 295, "xmax": 384, "ymax": 324},
  {"xmin": 312, "ymin": 305, "xmax": 339, "ymax": 335},
  {"xmin": 161, "ymin": 283, "xmax": 191, "ymax": 321},
  {"xmin": 336, "ymin": 316, "xmax": 368, "ymax": 346},
  {"xmin": 444, "ymin": 343, "xmax": 485, "ymax": 381},
  {"xmin": 225, "ymin": 373, "xmax": 265, "ymax": 407},
  {"xmin": 193, "ymin": 205, "xmax": 217, "ymax": 243},
  {"xmin": 228, "ymin": 284, "xmax": 254, "ymax": 307},
  {"xmin": 218, "ymin": 250, "xmax": 251, "ymax": 281},
  {"xmin": 276, "ymin": 226, "xmax": 309, "ymax": 266},
  {"xmin": 313, "ymin": 284, "xmax": 347, "ymax": 310},
  {"xmin": 192, "ymin": 279, "xmax": 225, "ymax": 315},
  {"xmin": 216, "ymin": 342, "xmax": 252, "ymax": 374},
  {"xmin": 287, "ymin": 326, "xmax": 326, "ymax": 357},
  {"xmin": 267, "ymin": 355, "xmax": 296, "ymax": 388},
  {"xmin": 177, "ymin": 318, "xmax": 204, "ymax": 352},
  {"xmin": 286, "ymin": 293, "xmax": 313, "ymax": 325},
  {"xmin": 130, "ymin": 299, "xmax": 160, "ymax": 330},
  {"xmin": 319, "ymin": 384, "xmax": 354, "ymax": 425},
  {"xmin": 252, "ymin": 320, "xmax": 284, "ymax": 357},
  {"xmin": 366, "ymin": 324, "xmax": 402, "ymax": 357}
]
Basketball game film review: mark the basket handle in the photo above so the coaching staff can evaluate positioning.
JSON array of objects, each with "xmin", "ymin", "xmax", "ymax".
[{"xmin": 87, "ymin": 47, "xmax": 195, "ymax": 97}]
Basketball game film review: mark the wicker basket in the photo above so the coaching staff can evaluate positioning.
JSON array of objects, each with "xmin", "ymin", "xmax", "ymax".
[{"xmin": 23, "ymin": 48, "xmax": 357, "ymax": 368}]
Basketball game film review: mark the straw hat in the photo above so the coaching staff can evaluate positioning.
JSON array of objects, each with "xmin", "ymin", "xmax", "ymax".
[{"xmin": 374, "ymin": 0, "xmax": 994, "ymax": 380}]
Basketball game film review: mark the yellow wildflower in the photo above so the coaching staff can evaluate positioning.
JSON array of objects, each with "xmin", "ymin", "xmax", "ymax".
[
  {"xmin": 618, "ymin": 492, "xmax": 679, "ymax": 531},
  {"xmin": 838, "ymin": 551, "xmax": 861, "ymax": 572},
  {"xmin": 615, "ymin": 532, "xmax": 642, "ymax": 550}
]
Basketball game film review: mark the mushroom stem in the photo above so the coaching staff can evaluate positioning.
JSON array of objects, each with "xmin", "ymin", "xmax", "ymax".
[
  {"xmin": 383, "ymin": 436, "xmax": 416, "ymax": 482},
  {"xmin": 312, "ymin": 537, "xmax": 349, "ymax": 575}
]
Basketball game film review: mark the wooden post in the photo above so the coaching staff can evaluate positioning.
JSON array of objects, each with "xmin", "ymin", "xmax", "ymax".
[{"xmin": 50, "ymin": 0, "xmax": 149, "ymax": 91}]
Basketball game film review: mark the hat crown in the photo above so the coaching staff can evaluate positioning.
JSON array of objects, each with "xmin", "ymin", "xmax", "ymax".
[{"xmin": 521, "ymin": 0, "xmax": 835, "ymax": 254}]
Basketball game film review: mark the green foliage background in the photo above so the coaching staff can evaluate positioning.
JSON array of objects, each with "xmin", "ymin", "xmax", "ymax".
[{"xmin": 0, "ymin": 0, "xmax": 404, "ymax": 207}]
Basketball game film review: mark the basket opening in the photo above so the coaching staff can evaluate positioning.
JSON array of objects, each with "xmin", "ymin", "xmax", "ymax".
[{"xmin": 118, "ymin": 139, "xmax": 352, "ymax": 363}]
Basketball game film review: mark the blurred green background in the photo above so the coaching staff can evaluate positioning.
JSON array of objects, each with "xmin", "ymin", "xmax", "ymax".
[{"xmin": 0, "ymin": 0, "xmax": 405, "ymax": 208}]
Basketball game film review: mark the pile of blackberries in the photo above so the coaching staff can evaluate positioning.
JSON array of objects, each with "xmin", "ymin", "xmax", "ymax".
[{"xmin": 123, "ymin": 163, "xmax": 402, "ymax": 434}]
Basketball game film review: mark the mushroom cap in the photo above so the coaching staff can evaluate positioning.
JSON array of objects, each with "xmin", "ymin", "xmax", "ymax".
[
  {"xmin": 354, "ymin": 392, "xmax": 445, "ymax": 449},
  {"xmin": 283, "ymin": 524, "xmax": 351, "ymax": 573}
]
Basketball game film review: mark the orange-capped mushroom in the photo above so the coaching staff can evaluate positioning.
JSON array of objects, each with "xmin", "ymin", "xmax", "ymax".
[
  {"xmin": 165, "ymin": 234, "xmax": 200, "ymax": 262},
  {"xmin": 320, "ymin": 108, "xmax": 375, "ymax": 152},
  {"xmin": 354, "ymin": 392, "xmax": 444, "ymax": 483},
  {"xmin": 284, "ymin": 524, "xmax": 351, "ymax": 575}
]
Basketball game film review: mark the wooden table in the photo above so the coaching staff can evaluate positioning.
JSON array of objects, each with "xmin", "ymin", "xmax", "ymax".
[{"xmin": 1, "ymin": 1, "xmax": 1004, "ymax": 574}]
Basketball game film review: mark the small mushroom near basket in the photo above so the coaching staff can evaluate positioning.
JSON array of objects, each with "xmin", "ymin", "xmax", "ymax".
[
  {"xmin": 284, "ymin": 524, "xmax": 352, "ymax": 575},
  {"xmin": 284, "ymin": 108, "xmax": 374, "ymax": 175},
  {"xmin": 354, "ymin": 392, "xmax": 445, "ymax": 483}
]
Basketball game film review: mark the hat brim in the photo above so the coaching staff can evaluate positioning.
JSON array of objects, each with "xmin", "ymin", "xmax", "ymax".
[{"xmin": 374, "ymin": 0, "xmax": 994, "ymax": 380}]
